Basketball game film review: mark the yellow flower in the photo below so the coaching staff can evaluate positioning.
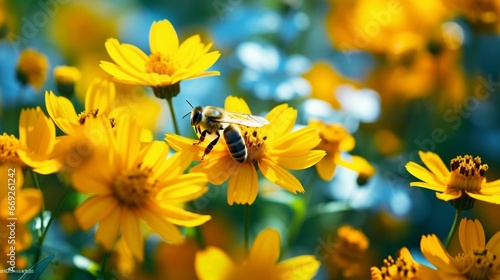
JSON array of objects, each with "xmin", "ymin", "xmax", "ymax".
[
  {"xmin": 45, "ymin": 78, "xmax": 117, "ymax": 136},
  {"xmin": 371, "ymin": 247, "xmax": 441, "ymax": 280},
  {"xmin": 405, "ymin": 151, "xmax": 500, "ymax": 210},
  {"xmin": 54, "ymin": 65, "xmax": 81, "ymax": 98},
  {"xmin": 309, "ymin": 120, "xmax": 375, "ymax": 182},
  {"xmin": 421, "ymin": 218, "xmax": 500, "ymax": 279},
  {"xmin": 166, "ymin": 96, "xmax": 325, "ymax": 205},
  {"xmin": 72, "ymin": 117, "xmax": 210, "ymax": 261},
  {"xmin": 0, "ymin": 107, "xmax": 62, "ymax": 174},
  {"xmin": 195, "ymin": 228, "xmax": 320, "ymax": 280},
  {"xmin": 100, "ymin": 19, "xmax": 220, "ymax": 99},
  {"xmin": 16, "ymin": 48, "xmax": 49, "ymax": 90},
  {"xmin": 330, "ymin": 225, "xmax": 369, "ymax": 277},
  {"xmin": 302, "ymin": 62, "xmax": 351, "ymax": 109},
  {"xmin": 442, "ymin": 0, "xmax": 500, "ymax": 33}
]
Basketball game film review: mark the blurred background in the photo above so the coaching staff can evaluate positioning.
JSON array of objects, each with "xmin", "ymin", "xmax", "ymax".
[{"xmin": 2, "ymin": 0, "xmax": 500, "ymax": 279}]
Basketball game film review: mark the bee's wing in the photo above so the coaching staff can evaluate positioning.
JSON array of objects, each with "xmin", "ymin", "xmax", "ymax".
[{"xmin": 220, "ymin": 111, "xmax": 269, "ymax": 127}]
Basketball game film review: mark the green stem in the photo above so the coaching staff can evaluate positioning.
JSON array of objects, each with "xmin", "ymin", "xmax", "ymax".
[
  {"xmin": 30, "ymin": 171, "xmax": 45, "ymax": 263},
  {"xmin": 445, "ymin": 209, "xmax": 462, "ymax": 250},
  {"xmin": 244, "ymin": 204, "xmax": 250, "ymax": 256},
  {"xmin": 166, "ymin": 97, "xmax": 180, "ymax": 135},
  {"xmin": 100, "ymin": 250, "xmax": 112, "ymax": 279},
  {"xmin": 194, "ymin": 226, "xmax": 206, "ymax": 250}
]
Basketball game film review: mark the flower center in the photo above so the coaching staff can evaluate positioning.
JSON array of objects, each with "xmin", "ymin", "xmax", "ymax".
[
  {"xmin": 146, "ymin": 52, "xmax": 178, "ymax": 76},
  {"xmin": 112, "ymin": 167, "xmax": 156, "ymax": 207},
  {"xmin": 449, "ymin": 155, "xmax": 487, "ymax": 193},
  {"xmin": 242, "ymin": 128, "xmax": 267, "ymax": 163},
  {"xmin": 0, "ymin": 133, "xmax": 25, "ymax": 166},
  {"xmin": 373, "ymin": 254, "xmax": 418, "ymax": 280},
  {"xmin": 77, "ymin": 109, "xmax": 116, "ymax": 128},
  {"xmin": 455, "ymin": 248, "xmax": 498, "ymax": 280},
  {"xmin": 316, "ymin": 124, "xmax": 349, "ymax": 154},
  {"xmin": 332, "ymin": 226, "xmax": 369, "ymax": 269}
]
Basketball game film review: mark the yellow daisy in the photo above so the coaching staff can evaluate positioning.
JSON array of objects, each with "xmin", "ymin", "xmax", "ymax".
[
  {"xmin": 195, "ymin": 228, "xmax": 320, "ymax": 280},
  {"xmin": 166, "ymin": 96, "xmax": 325, "ymax": 205},
  {"xmin": 371, "ymin": 247, "xmax": 441, "ymax": 280},
  {"xmin": 405, "ymin": 151, "xmax": 500, "ymax": 209},
  {"xmin": 72, "ymin": 117, "xmax": 210, "ymax": 261},
  {"xmin": 16, "ymin": 48, "xmax": 49, "ymax": 90},
  {"xmin": 421, "ymin": 218, "xmax": 500, "ymax": 279},
  {"xmin": 54, "ymin": 65, "xmax": 81, "ymax": 98},
  {"xmin": 100, "ymin": 19, "xmax": 220, "ymax": 99},
  {"xmin": 309, "ymin": 120, "xmax": 375, "ymax": 182}
]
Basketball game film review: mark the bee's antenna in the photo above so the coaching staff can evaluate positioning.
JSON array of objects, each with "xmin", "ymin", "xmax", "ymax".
[
  {"xmin": 182, "ymin": 111, "xmax": 192, "ymax": 119},
  {"xmin": 183, "ymin": 100, "xmax": 194, "ymax": 119}
]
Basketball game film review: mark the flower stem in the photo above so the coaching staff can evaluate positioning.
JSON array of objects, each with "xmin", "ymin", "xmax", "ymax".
[
  {"xmin": 166, "ymin": 97, "xmax": 180, "ymax": 135},
  {"xmin": 244, "ymin": 204, "xmax": 250, "ymax": 256},
  {"xmin": 100, "ymin": 250, "xmax": 112, "ymax": 279},
  {"xmin": 445, "ymin": 209, "xmax": 462, "ymax": 250}
]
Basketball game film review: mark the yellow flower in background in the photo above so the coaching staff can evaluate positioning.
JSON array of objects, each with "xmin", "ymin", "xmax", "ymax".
[
  {"xmin": 330, "ymin": 225, "xmax": 369, "ymax": 277},
  {"xmin": 442, "ymin": 0, "xmax": 500, "ymax": 33},
  {"xmin": 100, "ymin": 19, "xmax": 220, "ymax": 99},
  {"xmin": 405, "ymin": 151, "xmax": 500, "ymax": 210},
  {"xmin": 195, "ymin": 228, "xmax": 320, "ymax": 280},
  {"xmin": 54, "ymin": 65, "xmax": 81, "ymax": 98},
  {"xmin": 73, "ymin": 117, "xmax": 210, "ymax": 261},
  {"xmin": 16, "ymin": 48, "xmax": 49, "ymax": 90},
  {"xmin": 371, "ymin": 247, "xmax": 440, "ymax": 280},
  {"xmin": 309, "ymin": 120, "xmax": 375, "ymax": 182},
  {"xmin": 167, "ymin": 96, "xmax": 325, "ymax": 205},
  {"xmin": 325, "ymin": 0, "xmax": 448, "ymax": 54},
  {"xmin": 421, "ymin": 218, "xmax": 500, "ymax": 279}
]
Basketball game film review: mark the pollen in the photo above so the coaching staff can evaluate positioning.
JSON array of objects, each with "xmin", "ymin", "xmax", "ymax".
[
  {"xmin": 146, "ymin": 52, "xmax": 178, "ymax": 76},
  {"xmin": 372, "ymin": 252, "xmax": 419, "ymax": 280},
  {"xmin": 455, "ymin": 248, "xmax": 498, "ymax": 280},
  {"xmin": 77, "ymin": 110, "xmax": 116, "ymax": 128},
  {"xmin": 449, "ymin": 155, "xmax": 487, "ymax": 193},
  {"xmin": 0, "ymin": 133, "xmax": 25, "ymax": 166},
  {"xmin": 112, "ymin": 167, "xmax": 156, "ymax": 207},
  {"xmin": 243, "ymin": 128, "xmax": 267, "ymax": 163}
]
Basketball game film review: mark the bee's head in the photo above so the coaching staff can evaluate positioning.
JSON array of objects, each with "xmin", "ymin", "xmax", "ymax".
[{"xmin": 190, "ymin": 106, "xmax": 204, "ymax": 126}]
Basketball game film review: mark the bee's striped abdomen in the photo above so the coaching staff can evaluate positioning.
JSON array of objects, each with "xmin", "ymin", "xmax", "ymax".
[{"xmin": 223, "ymin": 125, "xmax": 247, "ymax": 163}]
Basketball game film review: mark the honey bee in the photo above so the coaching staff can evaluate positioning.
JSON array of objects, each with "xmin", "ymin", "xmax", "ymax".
[{"xmin": 188, "ymin": 105, "xmax": 269, "ymax": 162}]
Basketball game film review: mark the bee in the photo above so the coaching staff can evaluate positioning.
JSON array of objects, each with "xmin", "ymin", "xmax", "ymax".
[{"xmin": 188, "ymin": 104, "xmax": 269, "ymax": 163}]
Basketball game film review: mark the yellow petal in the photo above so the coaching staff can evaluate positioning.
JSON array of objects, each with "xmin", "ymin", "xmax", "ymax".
[
  {"xmin": 156, "ymin": 173, "xmax": 208, "ymax": 204},
  {"xmin": 71, "ymin": 163, "xmax": 113, "ymax": 195},
  {"xmin": 419, "ymin": 151, "xmax": 449, "ymax": 180},
  {"xmin": 276, "ymin": 255, "xmax": 320, "ymax": 280},
  {"xmin": 227, "ymin": 163, "xmax": 258, "ymax": 205},
  {"xmin": 20, "ymin": 107, "xmax": 55, "ymax": 157},
  {"xmin": 459, "ymin": 219, "xmax": 485, "ymax": 253},
  {"xmin": 181, "ymin": 52, "xmax": 221, "ymax": 80},
  {"xmin": 195, "ymin": 247, "xmax": 235, "ymax": 280},
  {"xmin": 141, "ymin": 141, "xmax": 170, "ymax": 173},
  {"xmin": 420, "ymin": 234, "xmax": 460, "ymax": 274},
  {"xmin": 249, "ymin": 228, "xmax": 280, "ymax": 265},
  {"xmin": 16, "ymin": 189, "xmax": 42, "ymax": 223},
  {"xmin": 155, "ymin": 149, "xmax": 194, "ymax": 182},
  {"xmin": 84, "ymin": 78, "xmax": 115, "ymax": 113},
  {"xmin": 262, "ymin": 104, "xmax": 296, "ymax": 139},
  {"xmin": 192, "ymin": 154, "xmax": 238, "ymax": 185},
  {"xmin": 273, "ymin": 150, "xmax": 325, "ymax": 171},
  {"xmin": 269, "ymin": 127, "xmax": 321, "ymax": 153},
  {"xmin": 481, "ymin": 179, "xmax": 500, "ymax": 193},
  {"xmin": 405, "ymin": 162, "xmax": 447, "ymax": 188},
  {"xmin": 121, "ymin": 209, "xmax": 144, "ymax": 261},
  {"xmin": 95, "ymin": 205, "xmax": 122, "ymax": 251},
  {"xmin": 114, "ymin": 117, "xmax": 142, "ymax": 170},
  {"xmin": 487, "ymin": 231, "xmax": 500, "ymax": 256},
  {"xmin": 148, "ymin": 202, "xmax": 211, "ymax": 227},
  {"xmin": 44, "ymin": 91, "xmax": 78, "ymax": 135},
  {"xmin": 165, "ymin": 133, "xmax": 211, "ymax": 160},
  {"xmin": 435, "ymin": 189, "xmax": 462, "ymax": 201},
  {"xmin": 259, "ymin": 158, "xmax": 305, "ymax": 194},
  {"xmin": 75, "ymin": 195, "xmax": 118, "ymax": 230},
  {"xmin": 467, "ymin": 191, "xmax": 500, "ymax": 204},
  {"xmin": 104, "ymin": 38, "xmax": 144, "ymax": 73},
  {"xmin": 315, "ymin": 154, "xmax": 337, "ymax": 181},
  {"xmin": 225, "ymin": 96, "xmax": 252, "ymax": 114},
  {"xmin": 136, "ymin": 205, "xmax": 184, "ymax": 244},
  {"xmin": 150, "ymin": 19, "xmax": 179, "ymax": 55},
  {"xmin": 99, "ymin": 61, "xmax": 146, "ymax": 85},
  {"xmin": 175, "ymin": 34, "xmax": 203, "ymax": 64}
]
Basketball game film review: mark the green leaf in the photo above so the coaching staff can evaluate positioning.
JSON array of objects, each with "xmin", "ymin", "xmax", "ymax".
[{"xmin": 19, "ymin": 254, "xmax": 55, "ymax": 280}]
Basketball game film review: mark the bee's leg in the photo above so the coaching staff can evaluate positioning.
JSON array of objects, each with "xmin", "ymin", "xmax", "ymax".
[
  {"xmin": 194, "ymin": 129, "xmax": 210, "ymax": 145},
  {"xmin": 202, "ymin": 131, "xmax": 221, "ymax": 160}
]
